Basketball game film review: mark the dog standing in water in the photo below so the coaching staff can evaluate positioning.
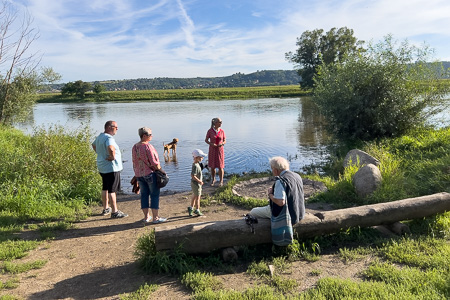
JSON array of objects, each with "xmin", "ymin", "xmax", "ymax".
[{"xmin": 163, "ymin": 138, "xmax": 179, "ymax": 161}]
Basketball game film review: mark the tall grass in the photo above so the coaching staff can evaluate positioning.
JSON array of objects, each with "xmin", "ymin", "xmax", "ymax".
[
  {"xmin": 0, "ymin": 124, "xmax": 100, "ymax": 223},
  {"xmin": 309, "ymin": 126, "xmax": 450, "ymax": 207},
  {"xmin": 0, "ymin": 124, "xmax": 101, "ymax": 284}
]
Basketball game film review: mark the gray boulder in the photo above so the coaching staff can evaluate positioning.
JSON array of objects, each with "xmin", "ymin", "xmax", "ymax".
[
  {"xmin": 344, "ymin": 149, "xmax": 380, "ymax": 168},
  {"xmin": 353, "ymin": 164, "xmax": 382, "ymax": 198}
]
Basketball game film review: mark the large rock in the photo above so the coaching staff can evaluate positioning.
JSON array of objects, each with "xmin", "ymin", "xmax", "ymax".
[
  {"xmin": 344, "ymin": 149, "xmax": 380, "ymax": 168},
  {"xmin": 353, "ymin": 164, "xmax": 382, "ymax": 198}
]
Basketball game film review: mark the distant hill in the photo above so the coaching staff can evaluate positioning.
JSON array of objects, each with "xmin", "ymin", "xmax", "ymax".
[
  {"xmin": 49, "ymin": 70, "xmax": 301, "ymax": 91},
  {"xmin": 48, "ymin": 61, "xmax": 450, "ymax": 92}
]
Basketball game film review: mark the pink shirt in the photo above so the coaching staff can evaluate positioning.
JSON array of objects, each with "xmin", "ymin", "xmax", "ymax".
[{"xmin": 132, "ymin": 142, "xmax": 160, "ymax": 177}]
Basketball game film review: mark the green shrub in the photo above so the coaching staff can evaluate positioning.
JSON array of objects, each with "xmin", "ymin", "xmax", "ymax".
[
  {"xmin": 314, "ymin": 35, "xmax": 449, "ymax": 140},
  {"xmin": 181, "ymin": 271, "xmax": 222, "ymax": 293},
  {"xmin": 119, "ymin": 283, "xmax": 158, "ymax": 300},
  {"xmin": 0, "ymin": 240, "xmax": 40, "ymax": 260},
  {"xmin": 134, "ymin": 230, "xmax": 195, "ymax": 275},
  {"xmin": 1, "ymin": 260, "xmax": 47, "ymax": 274},
  {"xmin": 0, "ymin": 125, "xmax": 100, "ymax": 224}
]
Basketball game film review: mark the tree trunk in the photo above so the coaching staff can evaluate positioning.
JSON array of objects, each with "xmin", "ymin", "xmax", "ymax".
[{"xmin": 154, "ymin": 192, "xmax": 450, "ymax": 254}]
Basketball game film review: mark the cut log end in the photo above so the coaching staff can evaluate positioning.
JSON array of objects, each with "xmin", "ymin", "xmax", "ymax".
[{"xmin": 221, "ymin": 247, "xmax": 238, "ymax": 262}]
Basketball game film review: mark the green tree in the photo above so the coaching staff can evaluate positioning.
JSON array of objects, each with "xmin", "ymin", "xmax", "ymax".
[
  {"xmin": 93, "ymin": 83, "xmax": 105, "ymax": 94},
  {"xmin": 61, "ymin": 80, "xmax": 92, "ymax": 98},
  {"xmin": 313, "ymin": 35, "xmax": 449, "ymax": 140},
  {"xmin": 0, "ymin": 1, "xmax": 61, "ymax": 124},
  {"xmin": 285, "ymin": 27, "xmax": 364, "ymax": 88}
]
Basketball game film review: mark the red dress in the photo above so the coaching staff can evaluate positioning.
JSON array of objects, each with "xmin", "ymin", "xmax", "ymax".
[{"xmin": 206, "ymin": 128, "xmax": 226, "ymax": 169}]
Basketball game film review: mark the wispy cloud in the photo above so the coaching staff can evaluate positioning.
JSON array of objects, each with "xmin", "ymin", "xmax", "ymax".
[
  {"xmin": 176, "ymin": 0, "xmax": 196, "ymax": 48},
  {"xmin": 10, "ymin": 0, "xmax": 450, "ymax": 82}
]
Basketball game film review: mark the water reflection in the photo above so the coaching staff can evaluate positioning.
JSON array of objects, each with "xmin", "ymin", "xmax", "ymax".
[{"xmin": 17, "ymin": 98, "xmax": 329, "ymax": 193}]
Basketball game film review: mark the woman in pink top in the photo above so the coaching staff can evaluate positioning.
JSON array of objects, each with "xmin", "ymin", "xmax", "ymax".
[
  {"xmin": 132, "ymin": 127, "xmax": 167, "ymax": 224},
  {"xmin": 205, "ymin": 117, "xmax": 226, "ymax": 186}
]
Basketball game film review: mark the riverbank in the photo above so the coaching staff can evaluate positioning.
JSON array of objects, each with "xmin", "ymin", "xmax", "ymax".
[
  {"xmin": 0, "ymin": 184, "xmax": 358, "ymax": 299},
  {"xmin": 0, "ymin": 124, "xmax": 448, "ymax": 299},
  {"xmin": 36, "ymin": 85, "xmax": 310, "ymax": 103}
]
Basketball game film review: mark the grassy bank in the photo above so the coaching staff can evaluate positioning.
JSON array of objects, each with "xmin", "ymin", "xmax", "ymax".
[
  {"xmin": 133, "ymin": 126, "xmax": 450, "ymax": 299},
  {"xmin": 0, "ymin": 123, "xmax": 449, "ymax": 299},
  {"xmin": 37, "ymin": 85, "xmax": 309, "ymax": 103},
  {"xmin": 0, "ymin": 125, "xmax": 101, "ymax": 294}
]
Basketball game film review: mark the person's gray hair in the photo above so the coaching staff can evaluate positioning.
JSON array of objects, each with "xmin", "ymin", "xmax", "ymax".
[
  {"xmin": 138, "ymin": 127, "xmax": 151, "ymax": 138},
  {"xmin": 269, "ymin": 156, "xmax": 290, "ymax": 171}
]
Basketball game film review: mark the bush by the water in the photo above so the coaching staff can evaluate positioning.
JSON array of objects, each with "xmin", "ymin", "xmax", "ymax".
[
  {"xmin": 0, "ymin": 125, "xmax": 101, "ymax": 223},
  {"xmin": 313, "ymin": 35, "xmax": 450, "ymax": 140}
]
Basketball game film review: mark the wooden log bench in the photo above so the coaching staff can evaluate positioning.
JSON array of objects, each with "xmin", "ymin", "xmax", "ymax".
[{"xmin": 154, "ymin": 192, "xmax": 450, "ymax": 254}]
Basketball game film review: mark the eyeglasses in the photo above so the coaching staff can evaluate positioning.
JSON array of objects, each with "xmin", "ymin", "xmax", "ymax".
[
  {"xmin": 146, "ymin": 133, "xmax": 152, "ymax": 137},
  {"xmin": 110, "ymin": 125, "xmax": 118, "ymax": 129},
  {"xmin": 217, "ymin": 121, "xmax": 222, "ymax": 124}
]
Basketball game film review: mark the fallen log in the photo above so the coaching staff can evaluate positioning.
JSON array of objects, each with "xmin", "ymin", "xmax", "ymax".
[{"xmin": 154, "ymin": 192, "xmax": 450, "ymax": 254}]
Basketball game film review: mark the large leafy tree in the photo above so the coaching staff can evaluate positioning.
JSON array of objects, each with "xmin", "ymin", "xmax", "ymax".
[
  {"xmin": 61, "ymin": 80, "xmax": 92, "ymax": 98},
  {"xmin": 0, "ymin": 1, "xmax": 61, "ymax": 124},
  {"xmin": 286, "ymin": 27, "xmax": 364, "ymax": 88},
  {"xmin": 93, "ymin": 83, "xmax": 105, "ymax": 94},
  {"xmin": 313, "ymin": 35, "xmax": 449, "ymax": 141}
]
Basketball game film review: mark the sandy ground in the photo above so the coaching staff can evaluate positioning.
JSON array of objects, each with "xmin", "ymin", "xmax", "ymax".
[{"xmin": 0, "ymin": 180, "xmax": 371, "ymax": 299}]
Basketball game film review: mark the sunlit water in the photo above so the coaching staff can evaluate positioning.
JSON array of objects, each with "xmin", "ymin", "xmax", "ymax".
[{"xmin": 17, "ymin": 98, "xmax": 330, "ymax": 193}]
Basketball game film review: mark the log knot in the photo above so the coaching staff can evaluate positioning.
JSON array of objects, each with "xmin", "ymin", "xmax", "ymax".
[{"xmin": 314, "ymin": 212, "xmax": 325, "ymax": 221}]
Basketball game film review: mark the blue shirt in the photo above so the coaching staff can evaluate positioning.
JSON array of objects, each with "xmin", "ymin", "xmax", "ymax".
[
  {"xmin": 274, "ymin": 170, "xmax": 287, "ymax": 201},
  {"xmin": 92, "ymin": 132, "xmax": 123, "ymax": 173}
]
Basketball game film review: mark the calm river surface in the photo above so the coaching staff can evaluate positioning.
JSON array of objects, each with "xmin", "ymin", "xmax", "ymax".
[{"xmin": 18, "ymin": 98, "xmax": 330, "ymax": 193}]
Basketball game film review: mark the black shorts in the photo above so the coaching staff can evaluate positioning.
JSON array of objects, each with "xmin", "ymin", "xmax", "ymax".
[{"xmin": 100, "ymin": 172, "xmax": 121, "ymax": 193}]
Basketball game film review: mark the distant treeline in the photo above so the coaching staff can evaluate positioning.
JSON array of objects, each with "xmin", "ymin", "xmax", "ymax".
[
  {"xmin": 47, "ymin": 62, "xmax": 449, "ymax": 92},
  {"xmin": 49, "ymin": 70, "xmax": 301, "ymax": 91}
]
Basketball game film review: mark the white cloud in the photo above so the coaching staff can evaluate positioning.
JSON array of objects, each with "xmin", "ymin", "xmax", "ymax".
[{"xmin": 9, "ymin": 0, "xmax": 450, "ymax": 82}]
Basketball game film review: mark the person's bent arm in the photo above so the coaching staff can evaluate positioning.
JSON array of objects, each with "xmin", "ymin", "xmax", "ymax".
[
  {"xmin": 106, "ymin": 145, "xmax": 115, "ymax": 161},
  {"xmin": 269, "ymin": 193, "xmax": 285, "ymax": 207}
]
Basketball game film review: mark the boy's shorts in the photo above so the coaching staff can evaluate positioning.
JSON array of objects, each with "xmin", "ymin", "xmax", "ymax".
[{"xmin": 191, "ymin": 181, "xmax": 202, "ymax": 196}]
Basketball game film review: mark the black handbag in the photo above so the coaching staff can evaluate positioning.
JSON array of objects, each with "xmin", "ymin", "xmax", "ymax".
[{"xmin": 154, "ymin": 169, "xmax": 169, "ymax": 188}]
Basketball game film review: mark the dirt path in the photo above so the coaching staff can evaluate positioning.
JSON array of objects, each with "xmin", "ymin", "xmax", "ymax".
[{"xmin": 2, "ymin": 180, "xmax": 371, "ymax": 299}]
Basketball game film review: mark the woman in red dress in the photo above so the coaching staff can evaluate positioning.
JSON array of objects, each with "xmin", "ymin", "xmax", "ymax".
[{"xmin": 205, "ymin": 117, "xmax": 226, "ymax": 186}]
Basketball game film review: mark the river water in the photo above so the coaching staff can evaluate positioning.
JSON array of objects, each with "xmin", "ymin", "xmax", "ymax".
[{"xmin": 18, "ymin": 98, "xmax": 330, "ymax": 193}]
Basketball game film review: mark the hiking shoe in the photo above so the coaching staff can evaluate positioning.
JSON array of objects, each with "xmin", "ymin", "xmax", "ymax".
[
  {"xmin": 152, "ymin": 217, "xmax": 167, "ymax": 224},
  {"xmin": 111, "ymin": 210, "xmax": 128, "ymax": 218},
  {"xmin": 101, "ymin": 207, "xmax": 111, "ymax": 216},
  {"xmin": 193, "ymin": 209, "xmax": 203, "ymax": 216},
  {"xmin": 187, "ymin": 206, "xmax": 193, "ymax": 216}
]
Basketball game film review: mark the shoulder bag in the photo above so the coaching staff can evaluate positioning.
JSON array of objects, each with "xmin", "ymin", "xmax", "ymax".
[
  {"xmin": 154, "ymin": 169, "xmax": 169, "ymax": 188},
  {"xmin": 270, "ymin": 177, "xmax": 293, "ymax": 246}
]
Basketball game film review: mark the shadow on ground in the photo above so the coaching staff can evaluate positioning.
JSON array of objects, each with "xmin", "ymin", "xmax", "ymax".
[{"xmin": 29, "ymin": 262, "xmax": 188, "ymax": 299}]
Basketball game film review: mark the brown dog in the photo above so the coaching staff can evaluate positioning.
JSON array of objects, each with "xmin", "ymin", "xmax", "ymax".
[{"xmin": 163, "ymin": 138, "xmax": 179, "ymax": 156}]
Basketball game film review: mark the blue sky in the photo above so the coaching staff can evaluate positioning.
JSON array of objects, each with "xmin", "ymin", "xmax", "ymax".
[{"xmin": 11, "ymin": 0, "xmax": 450, "ymax": 82}]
